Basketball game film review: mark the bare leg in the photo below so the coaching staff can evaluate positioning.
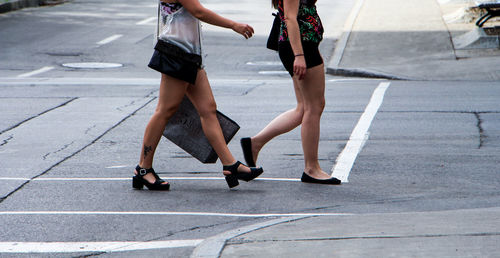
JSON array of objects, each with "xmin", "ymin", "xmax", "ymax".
[
  {"xmin": 187, "ymin": 69, "xmax": 251, "ymax": 175},
  {"xmin": 296, "ymin": 64, "xmax": 330, "ymax": 179},
  {"xmin": 137, "ymin": 74, "xmax": 188, "ymax": 184},
  {"xmin": 250, "ymin": 81, "xmax": 304, "ymax": 164}
]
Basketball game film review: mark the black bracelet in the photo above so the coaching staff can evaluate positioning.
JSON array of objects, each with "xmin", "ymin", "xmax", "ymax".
[{"xmin": 294, "ymin": 53, "xmax": 304, "ymax": 57}]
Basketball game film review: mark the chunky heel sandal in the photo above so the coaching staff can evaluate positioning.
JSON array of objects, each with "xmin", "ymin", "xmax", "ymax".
[
  {"xmin": 225, "ymin": 174, "xmax": 239, "ymax": 188},
  {"xmin": 132, "ymin": 165, "xmax": 170, "ymax": 191},
  {"xmin": 223, "ymin": 161, "xmax": 264, "ymax": 188},
  {"xmin": 132, "ymin": 177, "xmax": 144, "ymax": 189}
]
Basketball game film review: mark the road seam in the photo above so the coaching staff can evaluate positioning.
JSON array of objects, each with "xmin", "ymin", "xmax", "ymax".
[
  {"xmin": 0, "ymin": 97, "xmax": 156, "ymax": 204},
  {"xmin": 0, "ymin": 211, "xmax": 353, "ymax": 218}
]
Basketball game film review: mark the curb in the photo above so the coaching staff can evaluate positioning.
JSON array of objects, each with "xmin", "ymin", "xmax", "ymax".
[
  {"xmin": 190, "ymin": 216, "xmax": 311, "ymax": 258},
  {"xmin": 325, "ymin": 0, "xmax": 407, "ymax": 80},
  {"xmin": 327, "ymin": 67, "xmax": 409, "ymax": 80},
  {"xmin": 0, "ymin": 0, "xmax": 39, "ymax": 13},
  {"xmin": 0, "ymin": 0, "xmax": 65, "ymax": 13}
]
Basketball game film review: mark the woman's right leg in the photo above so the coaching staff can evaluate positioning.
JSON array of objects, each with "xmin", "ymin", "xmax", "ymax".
[
  {"xmin": 296, "ymin": 64, "xmax": 331, "ymax": 179},
  {"xmin": 249, "ymin": 81, "xmax": 304, "ymax": 164},
  {"xmin": 137, "ymin": 73, "xmax": 189, "ymax": 184}
]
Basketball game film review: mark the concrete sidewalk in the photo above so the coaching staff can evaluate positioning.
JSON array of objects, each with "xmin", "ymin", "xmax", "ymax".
[
  {"xmin": 190, "ymin": 207, "xmax": 500, "ymax": 257},
  {"xmin": 327, "ymin": 0, "xmax": 500, "ymax": 80}
]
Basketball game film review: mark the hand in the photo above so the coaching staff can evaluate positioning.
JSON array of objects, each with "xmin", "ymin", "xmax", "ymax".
[
  {"xmin": 293, "ymin": 56, "xmax": 306, "ymax": 80},
  {"xmin": 232, "ymin": 23, "xmax": 254, "ymax": 39}
]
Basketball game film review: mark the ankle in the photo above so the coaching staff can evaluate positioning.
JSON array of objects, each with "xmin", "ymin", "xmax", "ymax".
[
  {"xmin": 251, "ymin": 137, "xmax": 264, "ymax": 153},
  {"xmin": 304, "ymin": 166, "xmax": 322, "ymax": 175}
]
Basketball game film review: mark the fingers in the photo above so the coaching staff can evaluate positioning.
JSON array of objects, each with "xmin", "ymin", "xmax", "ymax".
[
  {"xmin": 236, "ymin": 23, "xmax": 254, "ymax": 39},
  {"xmin": 295, "ymin": 67, "xmax": 306, "ymax": 80},
  {"xmin": 293, "ymin": 60, "xmax": 307, "ymax": 80}
]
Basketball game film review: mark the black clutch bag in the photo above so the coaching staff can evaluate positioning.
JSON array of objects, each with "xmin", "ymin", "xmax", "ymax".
[
  {"xmin": 163, "ymin": 96, "xmax": 240, "ymax": 163},
  {"xmin": 266, "ymin": 13, "xmax": 280, "ymax": 51}
]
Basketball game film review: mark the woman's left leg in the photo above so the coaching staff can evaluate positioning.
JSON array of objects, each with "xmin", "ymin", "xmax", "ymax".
[{"xmin": 186, "ymin": 69, "xmax": 252, "ymax": 174}]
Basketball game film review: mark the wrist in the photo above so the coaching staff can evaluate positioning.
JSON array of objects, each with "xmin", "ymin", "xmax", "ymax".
[{"xmin": 294, "ymin": 53, "xmax": 304, "ymax": 58}]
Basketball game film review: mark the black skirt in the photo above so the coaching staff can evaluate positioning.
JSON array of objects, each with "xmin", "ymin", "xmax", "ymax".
[{"xmin": 148, "ymin": 40, "xmax": 202, "ymax": 85}]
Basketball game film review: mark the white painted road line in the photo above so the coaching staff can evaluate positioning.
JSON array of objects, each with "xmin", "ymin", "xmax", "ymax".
[
  {"xmin": 0, "ymin": 77, "xmax": 293, "ymax": 86},
  {"xmin": 258, "ymin": 71, "xmax": 289, "ymax": 75},
  {"xmin": 0, "ymin": 177, "xmax": 301, "ymax": 182},
  {"xmin": 16, "ymin": 66, "xmax": 54, "ymax": 78},
  {"xmin": 0, "ymin": 211, "xmax": 353, "ymax": 218},
  {"xmin": 136, "ymin": 16, "xmax": 156, "ymax": 25},
  {"xmin": 97, "ymin": 34, "xmax": 123, "ymax": 45},
  {"xmin": 0, "ymin": 240, "xmax": 203, "ymax": 253},
  {"xmin": 331, "ymin": 82, "xmax": 391, "ymax": 182},
  {"xmin": 246, "ymin": 61, "xmax": 282, "ymax": 66}
]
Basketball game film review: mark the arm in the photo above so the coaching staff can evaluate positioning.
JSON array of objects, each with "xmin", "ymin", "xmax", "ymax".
[
  {"xmin": 283, "ymin": 0, "xmax": 306, "ymax": 79},
  {"xmin": 176, "ymin": 0, "xmax": 254, "ymax": 39}
]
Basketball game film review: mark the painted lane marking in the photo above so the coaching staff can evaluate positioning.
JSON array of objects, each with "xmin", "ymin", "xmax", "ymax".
[
  {"xmin": 329, "ymin": 78, "xmax": 382, "ymax": 82},
  {"xmin": 16, "ymin": 66, "xmax": 54, "ymax": 78},
  {"xmin": 0, "ymin": 77, "xmax": 294, "ymax": 86},
  {"xmin": 246, "ymin": 61, "xmax": 282, "ymax": 66},
  {"xmin": 0, "ymin": 211, "xmax": 352, "ymax": 218},
  {"xmin": 97, "ymin": 34, "xmax": 123, "ymax": 45},
  {"xmin": 136, "ymin": 17, "xmax": 156, "ymax": 25},
  {"xmin": 0, "ymin": 177, "xmax": 301, "ymax": 182},
  {"xmin": 105, "ymin": 165, "xmax": 129, "ymax": 169},
  {"xmin": 0, "ymin": 240, "xmax": 203, "ymax": 253},
  {"xmin": 331, "ymin": 82, "xmax": 390, "ymax": 182},
  {"xmin": 258, "ymin": 71, "xmax": 289, "ymax": 75}
]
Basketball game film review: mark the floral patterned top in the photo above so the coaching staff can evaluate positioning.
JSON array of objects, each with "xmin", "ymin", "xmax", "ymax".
[{"xmin": 278, "ymin": 0, "xmax": 324, "ymax": 43}]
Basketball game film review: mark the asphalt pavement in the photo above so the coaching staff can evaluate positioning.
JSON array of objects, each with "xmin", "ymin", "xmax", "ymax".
[{"xmin": 1, "ymin": 0, "xmax": 500, "ymax": 257}]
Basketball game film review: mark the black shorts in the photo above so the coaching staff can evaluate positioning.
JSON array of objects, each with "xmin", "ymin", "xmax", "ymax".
[
  {"xmin": 278, "ymin": 41, "xmax": 323, "ymax": 77},
  {"xmin": 148, "ymin": 41, "xmax": 202, "ymax": 85}
]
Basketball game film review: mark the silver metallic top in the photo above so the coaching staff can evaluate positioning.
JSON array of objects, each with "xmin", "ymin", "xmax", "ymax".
[{"xmin": 157, "ymin": 1, "xmax": 202, "ymax": 56}]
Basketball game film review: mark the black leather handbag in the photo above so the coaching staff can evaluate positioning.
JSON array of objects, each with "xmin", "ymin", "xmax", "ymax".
[
  {"xmin": 163, "ymin": 97, "xmax": 240, "ymax": 164},
  {"xmin": 266, "ymin": 13, "xmax": 280, "ymax": 51}
]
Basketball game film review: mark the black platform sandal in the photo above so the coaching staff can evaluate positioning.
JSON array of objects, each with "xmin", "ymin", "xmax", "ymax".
[
  {"xmin": 223, "ymin": 161, "xmax": 264, "ymax": 188},
  {"xmin": 132, "ymin": 165, "xmax": 170, "ymax": 191}
]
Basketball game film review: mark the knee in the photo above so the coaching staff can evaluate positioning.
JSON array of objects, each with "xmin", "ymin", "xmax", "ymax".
[
  {"xmin": 155, "ymin": 104, "xmax": 179, "ymax": 121},
  {"xmin": 295, "ymin": 105, "xmax": 305, "ymax": 117},
  {"xmin": 304, "ymin": 98, "xmax": 325, "ymax": 115},
  {"xmin": 197, "ymin": 101, "xmax": 217, "ymax": 119}
]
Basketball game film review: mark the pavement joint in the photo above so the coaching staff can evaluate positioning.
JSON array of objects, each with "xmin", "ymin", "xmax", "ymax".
[
  {"xmin": 0, "ymin": 97, "xmax": 156, "ymax": 203},
  {"xmin": 0, "ymin": 97, "xmax": 77, "ymax": 135}
]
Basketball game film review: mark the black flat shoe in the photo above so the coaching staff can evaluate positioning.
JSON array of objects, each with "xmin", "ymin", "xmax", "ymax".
[
  {"xmin": 240, "ymin": 137, "xmax": 256, "ymax": 167},
  {"xmin": 301, "ymin": 172, "xmax": 341, "ymax": 185},
  {"xmin": 223, "ymin": 161, "xmax": 264, "ymax": 188},
  {"xmin": 132, "ymin": 165, "xmax": 170, "ymax": 191}
]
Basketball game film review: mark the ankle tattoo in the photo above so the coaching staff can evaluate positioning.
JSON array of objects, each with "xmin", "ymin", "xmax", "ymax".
[{"xmin": 143, "ymin": 145, "xmax": 152, "ymax": 158}]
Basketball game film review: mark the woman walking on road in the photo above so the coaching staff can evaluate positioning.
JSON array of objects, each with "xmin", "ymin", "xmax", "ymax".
[
  {"xmin": 240, "ymin": 0, "xmax": 340, "ymax": 184},
  {"xmin": 133, "ymin": 0, "xmax": 263, "ymax": 191}
]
